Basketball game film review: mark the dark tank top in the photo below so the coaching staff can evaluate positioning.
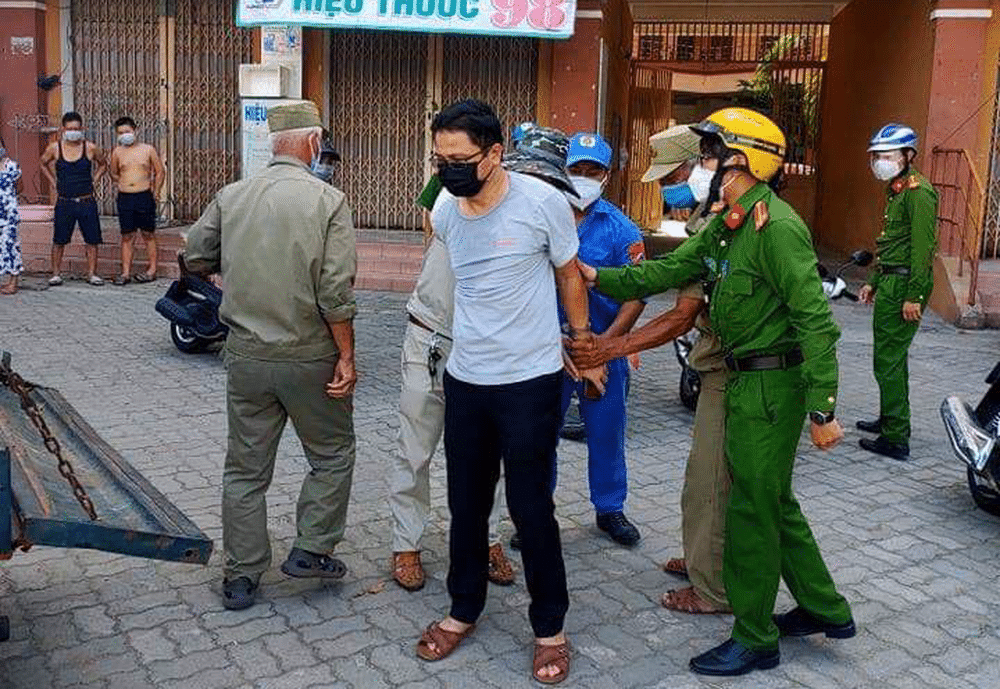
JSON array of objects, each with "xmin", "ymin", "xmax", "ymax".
[{"xmin": 56, "ymin": 141, "xmax": 94, "ymax": 198}]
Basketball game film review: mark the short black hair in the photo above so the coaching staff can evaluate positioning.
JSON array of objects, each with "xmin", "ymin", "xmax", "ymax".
[
  {"xmin": 431, "ymin": 99, "xmax": 503, "ymax": 150},
  {"xmin": 62, "ymin": 111, "xmax": 83, "ymax": 126},
  {"xmin": 114, "ymin": 116, "xmax": 137, "ymax": 130}
]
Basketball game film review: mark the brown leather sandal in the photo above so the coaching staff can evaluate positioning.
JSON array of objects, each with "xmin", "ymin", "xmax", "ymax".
[
  {"xmin": 488, "ymin": 543, "xmax": 515, "ymax": 586},
  {"xmin": 660, "ymin": 586, "xmax": 730, "ymax": 614},
  {"xmin": 415, "ymin": 621, "xmax": 476, "ymax": 661},
  {"xmin": 662, "ymin": 557, "xmax": 688, "ymax": 578},
  {"xmin": 393, "ymin": 551, "xmax": 425, "ymax": 592},
  {"xmin": 533, "ymin": 642, "xmax": 570, "ymax": 684}
]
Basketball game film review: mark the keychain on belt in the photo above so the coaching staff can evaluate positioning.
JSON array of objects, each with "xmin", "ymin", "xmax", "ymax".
[{"xmin": 427, "ymin": 335, "xmax": 443, "ymax": 380}]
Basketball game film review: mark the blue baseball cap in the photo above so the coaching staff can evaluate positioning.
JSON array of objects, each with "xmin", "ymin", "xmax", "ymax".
[{"xmin": 567, "ymin": 132, "xmax": 612, "ymax": 169}]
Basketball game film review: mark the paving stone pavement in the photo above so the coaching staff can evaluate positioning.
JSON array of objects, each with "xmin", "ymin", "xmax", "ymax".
[{"xmin": 0, "ymin": 279, "xmax": 999, "ymax": 689}]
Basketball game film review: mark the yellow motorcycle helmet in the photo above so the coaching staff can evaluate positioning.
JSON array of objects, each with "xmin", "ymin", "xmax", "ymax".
[{"xmin": 690, "ymin": 108, "xmax": 786, "ymax": 182}]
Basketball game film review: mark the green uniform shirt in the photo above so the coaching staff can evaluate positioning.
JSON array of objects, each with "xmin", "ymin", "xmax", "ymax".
[
  {"xmin": 867, "ymin": 170, "xmax": 938, "ymax": 303},
  {"xmin": 598, "ymin": 183, "xmax": 840, "ymax": 413},
  {"xmin": 185, "ymin": 155, "xmax": 357, "ymax": 362}
]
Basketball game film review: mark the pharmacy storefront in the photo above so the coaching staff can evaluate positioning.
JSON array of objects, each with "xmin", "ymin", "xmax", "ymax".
[{"xmin": 237, "ymin": 0, "xmax": 580, "ymax": 230}]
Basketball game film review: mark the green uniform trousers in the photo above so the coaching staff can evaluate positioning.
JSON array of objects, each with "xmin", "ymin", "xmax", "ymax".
[
  {"xmin": 223, "ymin": 354, "xmax": 356, "ymax": 583},
  {"xmin": 873, "ymin": 273, "xmax": 925, "ymax": 444},
  {"xmin": 680, "ymin": 369, "xmax": 731, "ymax": 610},
  {"xmin": 723, "ymin": 367, "xmax": 851, "ymax": 650}
]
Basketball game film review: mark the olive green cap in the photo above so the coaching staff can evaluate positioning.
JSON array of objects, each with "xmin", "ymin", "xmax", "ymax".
[
  {"xmin": 641, "ymin": 124, "xmax": 701, "ymax": 183},
  {"xmin": 267, "ymin": 101, "xmax": 323, "ymax": 133}
]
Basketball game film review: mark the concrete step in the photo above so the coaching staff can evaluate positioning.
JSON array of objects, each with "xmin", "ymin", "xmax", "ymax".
[{"xmin": 18, "ymin": 218, "xmax": 425, "ymax": 292}]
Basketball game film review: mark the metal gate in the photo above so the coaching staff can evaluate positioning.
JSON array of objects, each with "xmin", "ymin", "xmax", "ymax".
[
  {"xmin": 625, "ymin": 66, "xmax": 673, "ymax": 231},
  {"xmin": 330, "ymin": 34, "xmax": 538, "ymax": 231},
  {"xmin": 441, "ymin": 35, "xmax": 538, "ymax": 146},
  {"xmin": 626, "ymin": 21, "xmax": 829, "ymax": 224},
  {"xmin": 71, "ymin": 0, "xmax": 252, "ymax": 220},
  {"xmin": 69, "ymin": 0, "xmax": 161, "ymax": 215},
  {"xmin": 173, "ymin": 1, "xmax": 255, "ymax": 220},
  {"xmin": 329, "ymin": 31, "xmax": 429, "ymax": 231},
  {"xmin": 981, "ymin": 68, "xmax": 1000, "ymax": 259}
]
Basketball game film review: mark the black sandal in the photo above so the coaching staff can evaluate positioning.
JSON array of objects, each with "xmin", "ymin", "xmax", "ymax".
[
  {"xmin": 222, "ymin": 576, "xmax": 257, "ymax": 610},
  {"xmin": 280, "ymin": 547, "xmax": 347, "ymax": 579}
]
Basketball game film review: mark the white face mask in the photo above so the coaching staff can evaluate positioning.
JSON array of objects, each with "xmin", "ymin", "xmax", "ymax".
[
  {"xmin": 687, "ymin": 164, "xmax": 715, "ymax": 203},
  {"xmin": 567, "ymin": 175, "xmax": 605, "ymax": 210},
  {"xmin": 63, "ymin": 130, "xmax": 84, "ymax": 143},
  {"xmin": 871, "ymin": 157, "xmax": 903, "ymax": 181},
  {"xmin": 118, "ymin": 132, "xmax": 136, "ymax": 146}
]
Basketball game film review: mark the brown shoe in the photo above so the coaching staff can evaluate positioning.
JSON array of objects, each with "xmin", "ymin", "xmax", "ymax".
[
  {"xmin": 393, "ymin": 551, "xmax": 425, "ymax": 591},
  {"xmin": 487, "ymin": 543, "xmax": 515, "ymax": 586}
]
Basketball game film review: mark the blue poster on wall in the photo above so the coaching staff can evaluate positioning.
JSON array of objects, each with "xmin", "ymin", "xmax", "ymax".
[{"xmin": 237, "ymin": 0, "xmax": 577, "ymax": 39}]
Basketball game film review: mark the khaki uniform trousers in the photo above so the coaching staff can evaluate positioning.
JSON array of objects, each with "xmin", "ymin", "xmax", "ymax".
[
  {"xmin": 223, "ymin": 353, "xmax": 356, "ymax": 583},
  {"xmin": 392, "ymin": 321, "xmax": 503, "ymax": 553},
  {"xmin": 680, "ymin": 368, "xmax": 731, "ymax": 610}
]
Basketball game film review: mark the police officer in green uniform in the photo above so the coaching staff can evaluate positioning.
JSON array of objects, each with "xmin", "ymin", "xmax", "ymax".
[
  {"xmin": 857, "ymin": 124, "xmax": 938, "ymax": 461},
  {"xmin": 579, "ymin": 108, "xmax": 855, "ymax": 676}
]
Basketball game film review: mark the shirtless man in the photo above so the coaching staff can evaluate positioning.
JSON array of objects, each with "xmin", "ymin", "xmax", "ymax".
[
  {"xmin": 109, "ymin": 116, "xmax": 165, "ymax": 284},
  {"xmin": 40, "ymin": 112, "xmax": 107, "ymax": 286}
]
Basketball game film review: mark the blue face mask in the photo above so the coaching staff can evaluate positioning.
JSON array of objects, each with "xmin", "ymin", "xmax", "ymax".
[{"xmin": 661, "ymin": 182, "xmax": 697, "ymax": 209}]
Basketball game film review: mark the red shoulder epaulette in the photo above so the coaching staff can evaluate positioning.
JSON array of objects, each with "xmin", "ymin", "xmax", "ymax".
[{"xmin": 724, "ymin": 204, "xmax": 746, "ymax": 230}]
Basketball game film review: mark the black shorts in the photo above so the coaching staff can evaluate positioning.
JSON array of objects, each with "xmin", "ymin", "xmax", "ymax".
[
  {"xmin": 117, "ymin": 190, "xmax": 157, "ymax": 233},
  {"xmin": 54, "ymin": 197, "xmax": 102, "ymax": 246}
]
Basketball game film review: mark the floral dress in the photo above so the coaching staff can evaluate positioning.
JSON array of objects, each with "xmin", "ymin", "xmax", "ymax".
[{"xmin": 0, "ymin": 158, "xmax": 23, "ymax": 277}]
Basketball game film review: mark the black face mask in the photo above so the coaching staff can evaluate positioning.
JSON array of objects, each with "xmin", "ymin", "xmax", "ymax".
[{"xmin": 438, "ymin": 160, "xmax": 487, "ymax": 198}]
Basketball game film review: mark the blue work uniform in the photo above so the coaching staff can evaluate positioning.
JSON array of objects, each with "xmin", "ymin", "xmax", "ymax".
[{"xmin": 556, "ymin": 198, "xmax": 645, "ymax": 515}]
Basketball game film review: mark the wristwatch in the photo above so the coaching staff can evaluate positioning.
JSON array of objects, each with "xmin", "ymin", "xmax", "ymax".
[{"xmin": 809, "ymin": 411, "xmax": 835, "ymax": 426}]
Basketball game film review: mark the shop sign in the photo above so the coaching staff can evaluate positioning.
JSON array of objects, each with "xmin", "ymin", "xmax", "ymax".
[{"xmin": 237, "ymin": 0, "xmax": 577, "ymax": 39}]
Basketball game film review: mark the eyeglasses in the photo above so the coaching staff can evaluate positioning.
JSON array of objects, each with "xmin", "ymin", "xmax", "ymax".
[{"xmin": 430, "ymin": 148, "xmax": 487, "ymax": 169}]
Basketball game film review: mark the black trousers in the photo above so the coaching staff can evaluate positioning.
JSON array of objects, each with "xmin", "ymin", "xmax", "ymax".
[{"xmin": 444, "ymin": 370, "xmax": 568, "ymax": 637}]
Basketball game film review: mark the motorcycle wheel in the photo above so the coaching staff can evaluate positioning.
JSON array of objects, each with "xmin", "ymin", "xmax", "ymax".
[
  {"xmin": 679, "ymin": 367, "xmax": 701, "ymax": 412},
  {"xmin": 170, "ymin": 323, "xmax": 208, "ymax": 354},
  {"xmin": 967, "ymin": 467, "xmax": 1000, "ymax": 517}
]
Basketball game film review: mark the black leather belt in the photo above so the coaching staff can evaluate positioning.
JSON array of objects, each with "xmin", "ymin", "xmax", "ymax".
[
  {"xmin": 879, "ymin": 265, "xmax": 910, "ymax": 276},
  {"xmin": 408, "ymin": 313, "xmax": 452, "ymax": 340},
  {"xmin": 726, "ymin": 348, "xmax": 804, "ymax": 372}
]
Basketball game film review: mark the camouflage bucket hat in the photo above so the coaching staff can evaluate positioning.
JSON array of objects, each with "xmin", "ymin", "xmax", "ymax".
[{"xmin": 509, "ymin": 126, "xmax": 578, "ymax": 196}]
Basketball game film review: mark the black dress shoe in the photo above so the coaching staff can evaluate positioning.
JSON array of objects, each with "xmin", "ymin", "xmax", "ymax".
[
  {"xmin": 689, "ymin": 638, "xmax": 779, "ymax": 676},
  {"xmin": 559, "ymin": 419, "xmax": 587, "ymax": 442},
  {"xmin": 774, "ymin": 607, "xmax": 856, "ymax": 639},
  {"xmin": 596, "ymin": 512, "xmax": 641, "ymax": 546},
  {"xmin": 856, "ymin": 418, "xmax": 882, "ymax": 434},
  {"xmin": 859, "ymin": 436, "xmax": 910, "ymax": 461}
]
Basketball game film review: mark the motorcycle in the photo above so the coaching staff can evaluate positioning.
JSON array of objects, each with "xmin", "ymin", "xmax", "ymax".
[
  {"xmin": 940, "ymin": 363, "xmax": 1000, "ymax": 517},
  {"xmin": 154, "ymin": 255, "xmax": 228, "ymax": 354},
  {"xmin": 674, "ymin": 249, "xmax": 874, "ymax": 412}
]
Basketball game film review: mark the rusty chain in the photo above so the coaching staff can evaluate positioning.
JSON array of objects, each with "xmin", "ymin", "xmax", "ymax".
[{"xmin": 0, "ymin": 359, "xmax": 98, "ymax": 521}]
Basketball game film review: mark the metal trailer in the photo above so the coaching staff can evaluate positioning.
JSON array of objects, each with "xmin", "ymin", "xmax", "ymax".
[{"xmin": 0, "ymin": 352, "xmax": 213, "ymax": 642}]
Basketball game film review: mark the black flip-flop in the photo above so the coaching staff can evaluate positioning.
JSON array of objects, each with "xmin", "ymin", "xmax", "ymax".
[{"xmin": 281, "ymin": 547, "xmax": 347, "ymax": 579}]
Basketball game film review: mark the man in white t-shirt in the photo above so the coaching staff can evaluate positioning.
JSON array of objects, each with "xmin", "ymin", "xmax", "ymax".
[{"xmin": 413, "ymin": 100, "xmax": 599, "ymax": 686}]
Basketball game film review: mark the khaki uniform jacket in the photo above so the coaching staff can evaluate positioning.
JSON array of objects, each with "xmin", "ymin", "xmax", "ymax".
[{"xmin": 185, "ymin": 155, "xmax": 357, "ymax": 361}]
